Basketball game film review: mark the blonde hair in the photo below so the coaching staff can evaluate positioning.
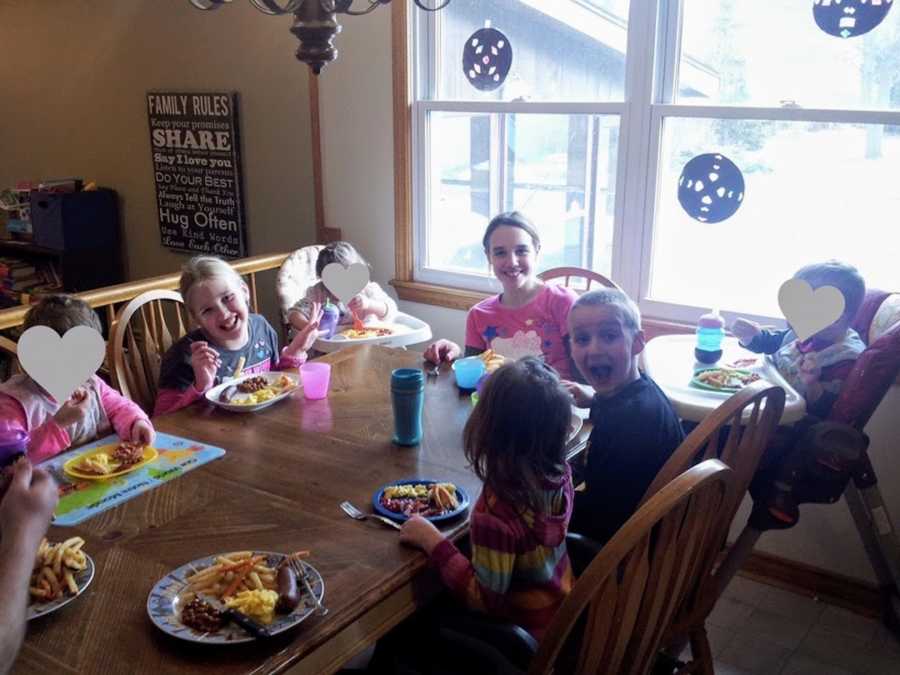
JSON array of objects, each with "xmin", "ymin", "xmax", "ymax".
[{"xmin": 179, "ymin": 256, "xmax": 246, "ymax": 314}]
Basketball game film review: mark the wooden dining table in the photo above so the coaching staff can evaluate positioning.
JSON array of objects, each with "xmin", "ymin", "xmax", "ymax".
[{"xmin": 17, "ymin": 345, "xmax": 590, "ymax": 675}]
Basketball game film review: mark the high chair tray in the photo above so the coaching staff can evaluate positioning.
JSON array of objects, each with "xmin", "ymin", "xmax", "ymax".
[
  {"xmin": 313, "ymin": 312, "xmax": 432, "ymax": 353},
  {"xmin": 641, "ymin": 335, "xmax": 806, "ymax": 424}
]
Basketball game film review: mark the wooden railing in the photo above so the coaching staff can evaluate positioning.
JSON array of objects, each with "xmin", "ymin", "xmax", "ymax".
[{"xmin": 0, "ymin": 252, "xmax": 290, "ymax": 357}]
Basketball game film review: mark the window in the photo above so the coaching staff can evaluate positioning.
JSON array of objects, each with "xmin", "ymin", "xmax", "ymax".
[{"xmin": 400, "ymin": 0, "xmax": 900, "ymax": 323}]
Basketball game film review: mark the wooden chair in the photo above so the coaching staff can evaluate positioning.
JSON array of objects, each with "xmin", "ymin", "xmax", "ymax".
[
  {"xmin": 527, "ymin": 460, "xmax": 733, "ymax": 675},
  {"xmin": 640, "ymin": 381, "xmax": 786, "ymax": 674},
  {"xmin": 107, "ymin": 290, "xmax": 189, "ymax": 414},
  {"xmin": 538, "ymin": 266, "xmax": 621, "ymax": 293}
]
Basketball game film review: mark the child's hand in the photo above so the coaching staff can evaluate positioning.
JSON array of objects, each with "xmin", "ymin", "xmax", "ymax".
[
  {"xmin": 347, "ymin": 295, "xmax": 373, "ymax": 317},
  {"xmin": 0, "ymin": 460, "xmax": 58, "ymax": 544},
  {"xmin": 399, "ymin": 515, "xmax": 445, "ymax": 555},
  {"xmin": 53, "ymin": 387, "xmax": 90, "ymax": 430},
  {"xmin": 131, "ymin": 419, "xmax": 156, "ymax": 446},
  {"xmin": 286, "ymin": 301, "xmax": 322, "ymax": 357},
  {"xmin": 190, "ymin": 341, "xmax": 221, "ymax": 392},
  {"xmin": 424, "ymin": 339, "xmax": 461, "ymax": 364},
  {"xmin": 561, "ymin": 380, "xmax": 594, "ymax": 408},
  {"xmin": 731, "ymin": 318, "xmax": 762, "ymax": 344}
]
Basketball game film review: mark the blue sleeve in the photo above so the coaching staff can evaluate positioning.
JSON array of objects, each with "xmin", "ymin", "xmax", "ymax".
[{"xmin": 744, "ymin": 328, "xmax": 789, "ymax": 355}]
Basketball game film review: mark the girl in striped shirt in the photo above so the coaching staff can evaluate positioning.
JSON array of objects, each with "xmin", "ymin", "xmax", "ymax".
[{"xmin": 399, "ymin": 356, "xmax": 574, "ymax": 640}]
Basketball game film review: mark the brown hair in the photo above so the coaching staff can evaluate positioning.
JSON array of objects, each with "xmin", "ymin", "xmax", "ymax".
[
  {"xmin": 23, "ymin": 294, "xmax": 102, "ymax": 335},
  {"xmin": 463, "ymin": 356, "xmax": 570, "ymax": 514},
  {"xmin": 315, "ymin": 241, "xmax": 366, "ymax": 278},
  {"xmin": 481, "ymin": 211, "xmax": 541, "ymax": 253}
]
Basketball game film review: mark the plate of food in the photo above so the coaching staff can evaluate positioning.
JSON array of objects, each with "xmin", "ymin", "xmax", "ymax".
[
  {"xmin": 373, "ymin": 480, "xmax": 470, "ymax": 523},
  {"xmin": 63, "ymin": 441, "xmax": 158, "ymax": 480},
  {"xmin": 313, "ymin": 312, "xmax": 431, "ymax": 353},
  {"xmin": 147, "ymin": 550, "xmax": 325, "ymax": 644},
  {"xmin": 691, "ymin": 367, "xmax": 762, "ymax": 393},
  {"xmin": 205, "ymin": 371, "xmax": 300, "ymax": 412},
  {"xmin": 27, "ymin": 536, "xmax": 94, "ymax": 621}
]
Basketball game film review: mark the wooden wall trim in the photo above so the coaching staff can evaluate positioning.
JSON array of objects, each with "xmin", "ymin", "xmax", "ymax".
[
  {"xmin": 391, "ymin": 0, "xmax": 413, "ymax": 284},
  {"xmin": 738, "ymin": 550, "xmax": 883, "ymax": 619},
  {"xmin": 309, "ymin": 73, "xmax": 341, "ymax": 243}
]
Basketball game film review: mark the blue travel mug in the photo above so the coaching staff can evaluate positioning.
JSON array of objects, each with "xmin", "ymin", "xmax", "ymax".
[{"xmin": 391, "ymin": 368, "xmax": 424, "ymax": 446}]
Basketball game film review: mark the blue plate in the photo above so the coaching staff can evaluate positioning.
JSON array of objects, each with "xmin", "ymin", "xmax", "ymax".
[{"xmin": 373, "ymin": 479, "xmax": 470, "ymax": 523}]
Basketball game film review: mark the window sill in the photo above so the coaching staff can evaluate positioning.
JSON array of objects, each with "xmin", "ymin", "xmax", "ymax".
[
  {"xmin": 391, "ymin": 278, "xmax": 699, "ymax": 339},
  {"xmin": 391, "ymin": 279, "xmax": 489, "ymax": 312}
]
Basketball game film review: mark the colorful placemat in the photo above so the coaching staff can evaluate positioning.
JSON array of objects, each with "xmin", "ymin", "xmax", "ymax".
[{"xmin": 41, "ymin": 433, "xmax": 226, "ymax": 526}]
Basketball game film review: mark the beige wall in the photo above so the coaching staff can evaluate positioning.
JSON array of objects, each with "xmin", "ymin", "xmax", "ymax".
[
  {"xmin": 0, "ymin": 0, "xmax": 317, "ymax": 325},
  {"xmin": 317, "ymin": 5, "xmax": 900, "ymax": 585}
]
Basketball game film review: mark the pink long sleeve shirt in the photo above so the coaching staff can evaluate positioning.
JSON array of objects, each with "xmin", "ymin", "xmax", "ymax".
[{"xmin": 0, "ymin": 375, "xmax": 150, "ymax": 463}]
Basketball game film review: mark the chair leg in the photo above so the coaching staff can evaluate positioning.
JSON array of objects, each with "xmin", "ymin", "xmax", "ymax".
[{"xmin": 689, "ymin": 627, "xmax": 715, "ymax": 675}]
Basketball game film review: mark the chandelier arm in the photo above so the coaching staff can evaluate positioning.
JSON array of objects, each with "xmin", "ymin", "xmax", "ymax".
[
  {"xmin": 188, "ymin": 0, "xmax": 228, "ymax": 10},
  {"xmin": 412, "ymin": 0, "xmax": 450, "ymax": 10},
  {"xmin": 319, "ymin": 0, "xmax": 382, "ymax": 16},
  {"xmin": 249, "ymin": 0, "xmax": 304, "ymax": 14}
]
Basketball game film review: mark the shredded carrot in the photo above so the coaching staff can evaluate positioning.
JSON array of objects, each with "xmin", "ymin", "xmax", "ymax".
[{"xmin": 223, "ymin": 562, "xmax": 253, "ymax": 598}]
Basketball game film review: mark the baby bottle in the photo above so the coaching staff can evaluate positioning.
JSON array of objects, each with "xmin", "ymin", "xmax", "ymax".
[
  {"xmin": 320, "ymin": 301, "xmax": 340, "ymax": 339},
  {"xmin": 695, "ymin": 309, "xmax": 725, "ymax": 365}
]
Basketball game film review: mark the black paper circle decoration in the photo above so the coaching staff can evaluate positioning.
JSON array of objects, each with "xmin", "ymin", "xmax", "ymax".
[
  {"xmin": 678, "ymin": 153, "xmax": 745, "ymax": 224},
  {"xmin": 813, "ymin": 0, "xmax": 893, "ymax": 39},
  {"xmin": 462, "ymin": 26, "xmax": 513, "ymax": 92}
]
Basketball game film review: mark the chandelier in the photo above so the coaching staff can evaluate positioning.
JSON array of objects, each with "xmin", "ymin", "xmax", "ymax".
[{"xmin": 189, "ymin": 0, "xmax": 450, "ymax": 75}]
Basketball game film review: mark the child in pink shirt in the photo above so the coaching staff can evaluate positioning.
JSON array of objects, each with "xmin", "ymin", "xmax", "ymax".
[
  {"xmin": 154, "ymin": 256, "xmax": 321, "ymax": 416},
  {"xmin": 425, "ymin": 212, "xmax": 578, "ymax": 379},
  {"xmin": 0, "ymin": 295, "xmax": 154, "ymax": 463}
]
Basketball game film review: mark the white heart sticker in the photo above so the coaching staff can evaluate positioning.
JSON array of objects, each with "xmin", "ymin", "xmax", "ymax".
[
  {"xmin": 778, "ymin": 279, "xmax": 846, "ymax": 342},
  {"xmin": 321, "ymin": 262, "xmax": 370, "ymax": 304},
  {"xmin": 17, "ymin": 326, "xmax": 106, "ymax": 402}
]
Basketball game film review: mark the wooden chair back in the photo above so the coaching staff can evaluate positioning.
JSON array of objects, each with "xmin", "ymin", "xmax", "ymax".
[
  {"xmin": 640, "ymin": 381, "xmax": 784, "ymax": 525},
  {"xmin": 108, "ymin": 290, "xmax": 189, "ymax": 414},
  {"xmin": 538, "ymin": 266, "xmax": 621, "ymax": 293},
  {"xmin": 529, "ymin": 460, "xmax": 733, "ymax": 675}
]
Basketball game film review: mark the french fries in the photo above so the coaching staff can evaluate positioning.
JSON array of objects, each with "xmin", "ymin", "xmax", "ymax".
[
  {"xmin": 479, "ymin": 349, "xmax": 507, "ymax": 373},
  {"xmin": 183, "ymin": 551, "xmax": 278, "ymax": 600},
  {"xmin": 29, "ymin": 537, "xmax": 87, "ymax": 602}
]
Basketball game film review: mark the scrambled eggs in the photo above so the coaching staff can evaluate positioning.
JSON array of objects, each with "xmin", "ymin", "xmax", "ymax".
[
  {"xmin": 383, "ymin": 483, "xmax": 456, "ymax": 500},
  {"xmin": 76, "ymin": 453, "xmax": 114, "ymax": 475},
  {"xmin": 224, "ymin": 589, "xmax": 279, "ymax": 624}
]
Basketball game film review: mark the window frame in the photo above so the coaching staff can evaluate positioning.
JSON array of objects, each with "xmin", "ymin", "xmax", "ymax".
[{"xmin": 392, "ymin": 0, "xmax": 900, "ymax": 325}]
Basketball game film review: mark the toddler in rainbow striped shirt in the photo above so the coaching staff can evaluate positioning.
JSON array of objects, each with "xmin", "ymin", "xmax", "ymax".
[{"xmin": 400, "ymin": 356, "xmax": 574, "ymax": 640}]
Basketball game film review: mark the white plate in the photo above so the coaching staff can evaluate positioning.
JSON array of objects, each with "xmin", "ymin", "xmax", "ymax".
[
  {"xmin": 27, "ymin": 553, "xmax": 94, "ymax": 621},
  {"xmin": 146, "ymin": 552, "xmax": 324, "ymax": 644},
  {"xmin": 568, "ymin": 412, "xmax": 584, "ymax": 443},
  {"xmin": 313, "ymin": 312, "xmax": 432, "ymax": 353},
  {"xmin": 204, "ymin": 371, "xmax": 300, "ymax": 413}
]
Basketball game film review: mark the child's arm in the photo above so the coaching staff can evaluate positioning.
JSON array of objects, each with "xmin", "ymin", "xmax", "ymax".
[
  {"xmin": 0, "ymin": 461, "xmax": 57, "ymax": 673},
  {"xmin": 348, "ymin": 284, "xmax": 398, "ymax": 322},
  {"xmin": 154, "ymin": 340, "xmax": 220, "ymax": 417},
  {"xmin": 280, "ymin": 304, "xmax": 321, "ymax": 365},
  {"xmin": 0, "ymin": 393, "xmax": 81, "ymax": 464},
  {"xmin": 732, "ymin": 319, "xmax": 788, "ymax": 354},
  {"xmin": 400, "ymin": 512, "xmax": 516, "ymax": 614},
  {"xmin": 95, "ymin": 377, "xmax": 155, "ymax": 445}
]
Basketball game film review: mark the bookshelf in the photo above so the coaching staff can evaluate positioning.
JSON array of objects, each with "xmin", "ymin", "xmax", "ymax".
[{"xmin": 0, "ymin": 188, "xmax": 123, "ymax": 307}]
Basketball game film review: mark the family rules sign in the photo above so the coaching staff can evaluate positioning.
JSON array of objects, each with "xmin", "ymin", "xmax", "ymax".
[{"xmin": 147, "ymin": 92, "xmax": 247, "ymax": 258}]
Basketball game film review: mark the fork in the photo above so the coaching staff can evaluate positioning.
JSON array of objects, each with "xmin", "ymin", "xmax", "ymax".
[
  {"xmin": 287, "ymin": 557, "xmax": 328, "ymax": 617},
  {"xmin": 424, "ymin": 360, "xmax": 440, "ymax": 378},
  {"xmin": 340, "ymin": 501, "xmax": 402, "ymax": 531}
]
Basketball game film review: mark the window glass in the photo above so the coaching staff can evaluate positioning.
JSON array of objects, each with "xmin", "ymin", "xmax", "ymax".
[
  {"xmin": 679, "ymin": 0, "xmax": 900, "ymax": 110},
  {"xmin": 650, "ymin": 117, "xmax": 900, "ymax": 317}
]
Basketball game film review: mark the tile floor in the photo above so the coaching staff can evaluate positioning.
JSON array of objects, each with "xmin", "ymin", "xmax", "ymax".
[{"xmin": 696, "ymin": 575, "xmax": 900, "ymax": 674}]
